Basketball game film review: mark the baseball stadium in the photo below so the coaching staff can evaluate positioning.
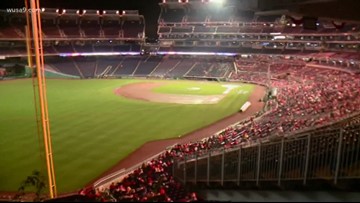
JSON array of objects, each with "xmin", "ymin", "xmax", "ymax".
[{"xmin": 0, "ymin": 0, "xmax": 360, "ymax": 202}]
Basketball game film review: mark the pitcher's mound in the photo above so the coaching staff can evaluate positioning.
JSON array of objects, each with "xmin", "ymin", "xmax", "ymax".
[{"xmin": 114, "ymin": 82, "xmax": 225, "ymax": 104}]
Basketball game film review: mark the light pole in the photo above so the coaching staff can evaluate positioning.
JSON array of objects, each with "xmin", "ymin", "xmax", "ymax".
[{"xmin": 25, "ymin": 0, "xmax": 57, "ymax": 198}]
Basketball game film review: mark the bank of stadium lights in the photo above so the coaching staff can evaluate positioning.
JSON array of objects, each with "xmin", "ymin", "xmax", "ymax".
[
  {"xmin": 76, "ymin": 10, "xmax": 87, "ymax": 15},
  {"xmin": 96, "ymin": 10, "xmax": 106, "ymax": 15},
  {"xmin": 41, "ymin": 8, "xmax": 45, "ymax": 12},
  {"xmin": 56, "ymin": 9, "xmax": 66, "ymax": 15}
]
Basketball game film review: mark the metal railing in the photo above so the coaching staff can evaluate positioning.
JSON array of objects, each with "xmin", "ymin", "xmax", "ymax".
[{"xmin": 174, "ymin": 115, "xmax": 360, "ymax": 188}]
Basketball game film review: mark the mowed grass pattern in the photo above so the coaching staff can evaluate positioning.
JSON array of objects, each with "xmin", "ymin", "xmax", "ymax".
[
  {"xmin": 152, "ymin": 81, "xmax": 227, "ymax": 95},
  {"xmin": 0, "ymin": 79, "xmax": 254, "ymax": 193}
]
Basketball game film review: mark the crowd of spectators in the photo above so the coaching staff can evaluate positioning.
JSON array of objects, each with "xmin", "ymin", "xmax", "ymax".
[
  {"xmin": 80, "ymin": 55, "xmax": 360, "ymax": 201},
  {"xmin": 80, "ymin": 151, "xmax": 201, "ymax": 202}
]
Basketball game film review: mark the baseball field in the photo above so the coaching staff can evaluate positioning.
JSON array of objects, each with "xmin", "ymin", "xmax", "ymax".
[{"xmin": 0, "ymin": 78, "xmax": 256, "ymax": 193}]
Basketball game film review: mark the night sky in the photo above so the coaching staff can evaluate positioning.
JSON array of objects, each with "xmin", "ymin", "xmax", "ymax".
[{"xmin": 2, "ymin": 0, "xmax": 161, "ymax": 40}]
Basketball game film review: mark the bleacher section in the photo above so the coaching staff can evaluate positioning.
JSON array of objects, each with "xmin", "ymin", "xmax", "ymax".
[
  {"xmin": 38, "ymin": 53, "xmax": 360, "ymax": 79},
  {"xmin": 59, "ymin": 16, "xmax": 81, "ymax": 38},
  {"xmin": 47, "ymin": 58, "xmax": 82, "ymax": 77},
  {"xmin": 102, "ymin": 17, "xmax": 121, "ymax": 38},
  {"xmin": 174, "ymin": 114, "xmax": 360, "ymax": 191},
  {"xmin": 167, "ymin": 59, "xmax": 195, "ymax": 77},
  {"xmin": 156, "ymin": 1, "xmax": 360, "ymax": 54},
  {"xmin": 36, "ymin": 56, "xmax": 240, "ymax": 79},
  {"xmin": 80, "ymin": 16, "xmax": 101, "ymax": 38},
  {"xmin": 133, "ymin": 56, "xmax": 162, "ymax": 76},
  {"xmin": 0, "ymin": 9, "xmax": 145, "ymax": 41},
  {"xmin": 95, "ymin": 58, "xmax": 121, "ymax": 77},
  {"xmin": 41, "ymin": 15, "xmax": 61, "ymax": 38},
  {"xmin": 113, "ymin": 56, "xmax": 141, "ymax": 76},
  {"xmin": 73, "ymin": 57, "xmax": 96, "ymax": 78},
  {"xmin": 122, "ymin": 18, "xmax": 145, "ymax": 39},
  {"xmin": 159, "ymin": 8, "xmax": 185, "ymax": 23},
  {"xmin": 150, "ymin": 57, "xmax": 181, "ymax": 77}
]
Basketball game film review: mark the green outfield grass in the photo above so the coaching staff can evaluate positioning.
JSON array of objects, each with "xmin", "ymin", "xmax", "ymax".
[
  {"xmin": 153, "ymin": 81, "xmax": 227, "ymax": 95},
  {"xmin": 0, "ymin": 79, "xmax": 255, "ymax": 193}
]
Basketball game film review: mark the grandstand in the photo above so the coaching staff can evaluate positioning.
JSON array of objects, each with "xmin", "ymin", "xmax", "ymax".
[{"xmin": 1, "ymin": 0, "xmax": 360, "ymax": 202}]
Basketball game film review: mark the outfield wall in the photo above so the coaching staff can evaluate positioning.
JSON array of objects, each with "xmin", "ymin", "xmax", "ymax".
[{"xmin": 24, "ymin": 66, "xmax": 81, "ymax": 79}]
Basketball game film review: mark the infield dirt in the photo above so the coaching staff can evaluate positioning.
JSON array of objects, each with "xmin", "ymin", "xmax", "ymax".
[{"xmin": 115, "ymin": 81, "xmax": 225, "ymax": 104}]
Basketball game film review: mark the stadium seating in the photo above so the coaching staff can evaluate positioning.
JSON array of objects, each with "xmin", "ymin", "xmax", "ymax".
[
  {"xmin": 122, "ymin": 20, "xmax": 144, "ymax": 38},
  {"xmin": 113, "ymin": 56, "xmax": 142, "ymax": 76},
  {"xmin": 93, "ymin": 44, "xmax": 113, "ymax": 52},
  {"xmin": 73, "ymin": 57, "xmax": 96, "ymax": 78},
  {"xmin": 186, "ymin": 8, "xmax": 208, "ymax": 23},
  {"xmin": 167, "ymin": 58, "xmax": 196, "ymax": 77},
  {"xmin": 112, "ymin": 44, "xmax": 132, "ymax": 52},
  {"xmin": 0, "ymin": 15, "xmax": 24, "ymax": 39},
  {"xmin": 43, "ymin": 46, "xmax": 58, "ymax": 54},
  {"xmin": 73, "ymin": 44, "xmax": 93, "ymax": 53},
  {"xmin": 80, "ymin": 17, "xmax": 101, "ymax": 38},
  {"xmin": 160, "ymin": 8, "xmax": 185, "ymax": 23},
  {"xmin": 95, "ymin": 57, "xmax": 122, "ymax": 77},
  {"xmin": 171, "ymin": 27, "xmax": 193, "ymax": 33},
  {"xmin": 133, "ymin": 56, "xmax": 162, "ymax": 76},
  {"xmin": 54, "ymin": 43, "xmax": 75, "ymax": 53},
  {"xmin": 41, "ymin": 17, "xmax": 61, "ymax": 38},
  {"xmin": 102, "ymin": 18, "xmax": 122, "ymax": 38},
  {"xmin": 150, "ymin": 57, "xmax": 181, "ymax": 77},
  {"xmin": 193, "ymin": 26, "xmax": 216, "ymax": 33},
  {"xmin": 47, "ymin": 58, "xmax": 82, "ymax": 77},
  {"xmin": 1, "ymin": 5, "xmax": 360, "ymax": 201},
  {"xmin": 58, "ymin": 16, "xmax": 81, "ymax": 38}
]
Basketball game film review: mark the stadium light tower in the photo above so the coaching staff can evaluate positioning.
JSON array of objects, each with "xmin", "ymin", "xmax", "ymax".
[{"xmin": 25, "ymin": 0, "xmax": 57, "ymax": 199}]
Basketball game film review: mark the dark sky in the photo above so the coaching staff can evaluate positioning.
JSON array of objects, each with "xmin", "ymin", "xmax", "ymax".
[{"xmin": 2, "ymin": 0, "xmax": 161, "ymax": 40}]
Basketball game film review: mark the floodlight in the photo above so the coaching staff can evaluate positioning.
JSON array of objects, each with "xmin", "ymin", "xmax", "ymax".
[{"xmin": 211, "ymin": 0, "xmax": 224, "ymax": 4}]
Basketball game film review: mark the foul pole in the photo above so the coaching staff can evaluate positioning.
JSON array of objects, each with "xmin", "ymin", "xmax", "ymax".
[{"xmin": 25, "ymin": 0, "xmax": 57, "ymax": 198}]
